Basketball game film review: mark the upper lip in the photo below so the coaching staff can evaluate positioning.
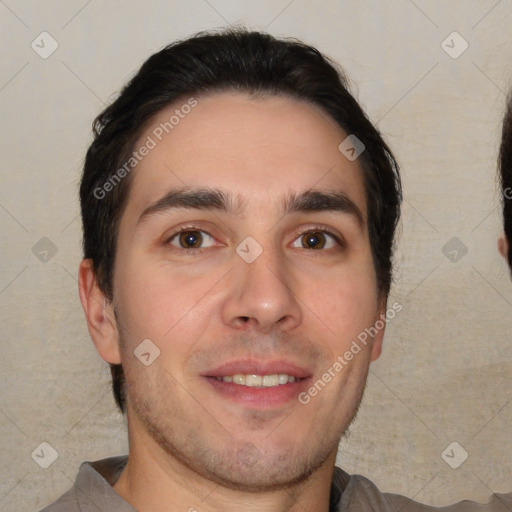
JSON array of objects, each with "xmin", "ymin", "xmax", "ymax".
[{"xmin": 203, "ymin": 359, "xmax": 313, "ymax": 379}]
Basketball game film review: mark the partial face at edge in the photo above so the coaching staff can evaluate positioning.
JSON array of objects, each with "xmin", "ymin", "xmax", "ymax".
[{"xmin": 108, "ymin": 91, "xmax": 385, "ymax": 490}]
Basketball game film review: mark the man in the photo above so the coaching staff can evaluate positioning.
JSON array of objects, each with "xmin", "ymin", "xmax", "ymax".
[
  {"xmin": 499, "ymin": 95, "xmax": 512, "ymax": 267},
  {"xmin": 40, "ymin": 28, "xmax": 510, "ymax": 511}
]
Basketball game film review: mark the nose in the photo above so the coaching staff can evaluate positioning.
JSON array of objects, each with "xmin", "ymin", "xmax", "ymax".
[{"xmin": 220, "ymin": 240, "xmax": 303, "ymax": 334}]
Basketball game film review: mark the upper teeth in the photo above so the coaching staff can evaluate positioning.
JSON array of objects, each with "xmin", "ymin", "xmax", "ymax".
[{"xmin": 217, "ymin": 374, "xmax": 297, "ymax": 387}]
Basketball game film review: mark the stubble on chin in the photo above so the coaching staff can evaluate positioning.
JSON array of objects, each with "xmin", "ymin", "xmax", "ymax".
[
  {"xmin": 116, "ymin": 319, "xmax": 371, "ymax": 493},
  {"xmin": 123, "ymin": 363, "xmax": 368, "ymax": 494}
]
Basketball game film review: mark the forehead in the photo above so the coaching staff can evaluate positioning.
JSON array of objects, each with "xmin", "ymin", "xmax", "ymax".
[{"xmin": 125, "ymin": 91, "xmax": 367, "ymax": 219}]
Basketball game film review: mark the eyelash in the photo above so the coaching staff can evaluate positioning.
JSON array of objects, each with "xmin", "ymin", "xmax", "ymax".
[{"xmin": 165, "ymin": 224, "xmax": 345, "ymax": 256}]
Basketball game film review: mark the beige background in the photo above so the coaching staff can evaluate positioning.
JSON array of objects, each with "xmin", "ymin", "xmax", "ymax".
[{"xmin": 1, "ymin": 1, "xmax": 511, "ymax": 510}]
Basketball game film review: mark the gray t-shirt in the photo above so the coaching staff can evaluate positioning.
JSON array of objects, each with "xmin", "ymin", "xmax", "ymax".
[{"xmin": 39, "ymin": 455, "xmax": 512, "ymax": 511}]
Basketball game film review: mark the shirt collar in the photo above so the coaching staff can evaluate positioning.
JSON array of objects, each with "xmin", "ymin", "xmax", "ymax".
[
  {"xmin": 73, "ymin": 455, "xmax": 135, "ymax": 512},
  {"xmin": 75, "ymin": 455, "xmax": 349, "ymax": 511}
]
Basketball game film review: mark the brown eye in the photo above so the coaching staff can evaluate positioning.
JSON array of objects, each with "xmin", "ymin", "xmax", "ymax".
[
  {"xmin": 169, "ymin": 230, "xmax": 215, "ymax": 250},
  {"xmin": 303, "ymin": 231, "xmax": 326, "ymax": 249},
  {"xmin": 292, "ymin": 230, "xmax": 339, "ymax": 250}
]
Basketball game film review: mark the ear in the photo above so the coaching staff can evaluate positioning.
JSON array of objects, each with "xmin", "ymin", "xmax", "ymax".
[
  {"xmin": 78, "ymin": 259, "xmax": 121, "ymax": 364},
  {"xmin": 370, "ymin": 299, "xmax": 387, "ymax": 362},
  {"xmin": 498, "ymin": 235, "xmax": 508, "ymax": 259}
]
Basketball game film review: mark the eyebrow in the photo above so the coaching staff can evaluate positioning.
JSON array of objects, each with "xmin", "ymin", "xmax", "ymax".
[{"xmin": 137, "ymin": 186, "xmax": 364, "ymax": 228}]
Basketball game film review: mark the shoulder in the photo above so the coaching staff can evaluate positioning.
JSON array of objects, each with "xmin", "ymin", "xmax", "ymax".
[
  {"xmin": 37, "ymin": 485, "xmax": 80, "ymax": 512},
  {"xmin": 334, "ymin": 467, "xmax": 512, "ymax": 511},
  {"xmin": 36, "ymin": 455, "xmax": 129, "ymax": 512}
]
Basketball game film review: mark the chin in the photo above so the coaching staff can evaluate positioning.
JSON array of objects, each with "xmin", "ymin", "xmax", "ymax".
[{"xmin": 195, "ymin": 440, "xmax": 334, "ymax": 493}]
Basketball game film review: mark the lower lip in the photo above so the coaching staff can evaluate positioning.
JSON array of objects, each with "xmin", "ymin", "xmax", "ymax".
[{"xmin": 204, "ymin": 377, "xmax": 312, "ymax": 408}]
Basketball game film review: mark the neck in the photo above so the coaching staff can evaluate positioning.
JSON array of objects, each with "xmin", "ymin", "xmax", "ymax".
[{"xmin": 113, "ymin": 420, "xmax": 337, "ymax": 512}]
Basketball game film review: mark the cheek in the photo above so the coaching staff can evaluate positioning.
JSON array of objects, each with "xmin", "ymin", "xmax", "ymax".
[
  {"xmin": 301, "ymin": 260, "xmax": 378, "ymax": 343},
  {"xmin": 114, "ymin": 257, "xmax": 219, "ymax": 345}
]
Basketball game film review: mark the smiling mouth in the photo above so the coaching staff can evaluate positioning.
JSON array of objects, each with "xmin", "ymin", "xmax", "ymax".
[
  {"xmin": 211, "ymin": 374, "xmax": 305, "ymax": 387},
  {"xmin": 204, "ymin": 363, "xmax": 312, "ymax": 407}
]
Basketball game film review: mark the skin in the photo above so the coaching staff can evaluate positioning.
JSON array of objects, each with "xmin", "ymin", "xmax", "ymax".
[
  {"xmin": 79, "ymin": 91, "xmax": 386, "ymax": 512},
  {"xmin": 498, "ymin": 235, "xmax": 507, "ymax": 259}
]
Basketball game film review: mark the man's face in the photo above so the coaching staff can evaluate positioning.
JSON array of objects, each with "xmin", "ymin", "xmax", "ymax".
[{"xmin": 110, "ymin": 91, "xmax": 384, "ymax": 490}]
